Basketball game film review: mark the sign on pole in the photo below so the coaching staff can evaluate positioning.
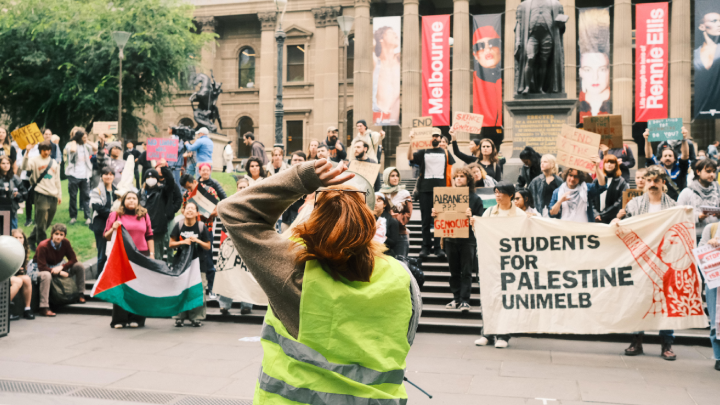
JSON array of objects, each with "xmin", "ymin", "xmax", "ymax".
[
  {"xmin": 583, "ymin": 115, "xmax": 623, "ymax": 148},
  {"xmin": 146, "ymin": 138, "xmax": 179, "ymax": 162},
  {"xmin": 11, "ymin": 123, "xmax": 44, "ymax": 150},
  {"xmin": 648, "ymin": 118, "xmax": 683, "ymax": 142},
  {"xmin": 556, "ymin": 125, "xmax": 601, "ymax": 173},
  {"xmin": 92, "ymin": 121, "xmax": 119, "ymax": 135}
]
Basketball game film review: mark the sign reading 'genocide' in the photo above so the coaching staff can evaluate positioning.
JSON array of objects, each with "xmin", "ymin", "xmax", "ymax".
[{"xmin": 433, "ymin": 187, "xmax": 469, "ymax": 238}]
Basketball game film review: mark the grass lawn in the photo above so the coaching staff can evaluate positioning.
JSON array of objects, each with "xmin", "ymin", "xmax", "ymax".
[{"xmin": 17, "ymin": 172, "xmax": 243, "ymax": 262}]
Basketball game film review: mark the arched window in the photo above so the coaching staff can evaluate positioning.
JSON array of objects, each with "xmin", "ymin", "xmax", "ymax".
[
  {"xmin": 239, "ymin": 47, "xmax": 256, "ymax": 88},
  {"xmin": 236, "ymin": 116, "xmax": 254, "ymax": 157},
  {"xmin": 179, "ymin": 118, "xmax": 195, "ymax": 128},
  {"xmin": 346, "ymin": 35, "xmax": 354, "ymax": 80}
]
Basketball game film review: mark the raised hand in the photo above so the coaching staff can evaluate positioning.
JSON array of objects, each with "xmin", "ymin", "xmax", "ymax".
[{"xmin": 314, "ymin": 159, "xmax": 355, "ymax": 186}]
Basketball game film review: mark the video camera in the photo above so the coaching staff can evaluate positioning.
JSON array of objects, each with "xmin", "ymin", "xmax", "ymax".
[{"xmin": 169, "ymin": 125, "xmax": 196, "ymax": 143}]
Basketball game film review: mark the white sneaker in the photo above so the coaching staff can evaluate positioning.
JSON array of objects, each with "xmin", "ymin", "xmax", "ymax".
[
  {"xmin": 495, "ymin": 339, "xmax": 508, "ymax": 349},
  {"xmin": 474, "ymin": 336, "xmax": 489, "ymax": 346}
]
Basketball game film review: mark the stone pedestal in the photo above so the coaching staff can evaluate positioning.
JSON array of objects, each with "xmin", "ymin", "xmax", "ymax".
[{"xmin": 503, "ymin": 97, "xmax": 578, "ymax": 182}]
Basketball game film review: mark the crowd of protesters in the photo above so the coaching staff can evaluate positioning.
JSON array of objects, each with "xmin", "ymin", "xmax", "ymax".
[{"xmin": 1, "ymin": 120, "xmax": 719, "ymax": 371}]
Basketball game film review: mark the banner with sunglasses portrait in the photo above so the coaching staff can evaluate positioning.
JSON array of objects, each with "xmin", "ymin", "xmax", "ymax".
[
  {"xmin": 694, "ymin": 0, "xmax": 720, "ymax": 119},
  {"xmin": 472, "ymin": 14, "xmax": 503, "ymax": 129},
  {"xmin": 372, "ymin": 17, "xmax": 402, "ymax": 126},
  {"xmin": 577, "ymin": 8, "xmax": 611, "ymax": 122}
]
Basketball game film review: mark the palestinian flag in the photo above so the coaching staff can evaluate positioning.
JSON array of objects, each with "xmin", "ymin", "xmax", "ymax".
[
  {"xmin": 187, "ymin": 184, "xmax": 219, "ymax": 218},
  {"xmin": 476, "ymin": 187, "xmax": 497, "ymax": 209},
  {"xmin": 91, "ymin": 226, "xmax": 203, "ymax": 317}
]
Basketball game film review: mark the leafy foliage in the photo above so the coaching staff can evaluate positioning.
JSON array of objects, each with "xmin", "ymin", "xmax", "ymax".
[{"xmin": 0, "ymin": 0, "xmax": 214, "ymax": 142}]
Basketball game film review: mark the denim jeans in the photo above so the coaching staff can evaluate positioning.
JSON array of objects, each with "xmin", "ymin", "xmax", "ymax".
[
  {"xmin": 10, "ymin": 213, "xmax": 17, "ymax": 230},
  {"xmin": 707, "ymin": 285, "xmax": 720, "ymax": 360},
  {"xmin": 395, "ymin": 234, "xmax": 409, "ymax": 258},
  {"xmin": 635, "ymin": 330, "xmax": 674, "ymax": 344}
]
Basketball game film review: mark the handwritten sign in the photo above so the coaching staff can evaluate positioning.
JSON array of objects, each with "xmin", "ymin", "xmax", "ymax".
[
  {"xmin": 92, "ymin": 121, "xmax": 118, "ymax": 135},
  {"xmin": 648, "ymin": 118, "xmax": 683, "ymax": 142},
  {"xmin": 451, "ymin": 112, "xmax": 484, "ymax": 134},
  {"xmin": 11, "ymin": 123, "xmax": 44, "ymax": 150},
  {"xmin": 692, "ymin": 244, "xmax": 720, "ymax": 289},
  {"xmin": 583, "ymin": 115, "xmax": 623, "ymax": 148},
  {"xmin": 348, "ymin": 160, "xmax": 381, "ymax": 185},
  {"xmin": 412, "ymin": 117, "xmax": 432, "ymax": 128},
  {"xmin": 433, "ymin": 187, "xmax": 469, "ymax": 213},
  {"xmin": 146, "ymin": 138, "xmax": 179, "ymax": 162},
  {"xmin": 556, "ymin": 125, "xmax": 601, "ymax": 173},
  {"xmin": 434, "ymin": 212, "xmax": 470, "ymax": 238},
  {"xmin": 622, "ymin": 189, "xmax": 644, "ymax": 209}
]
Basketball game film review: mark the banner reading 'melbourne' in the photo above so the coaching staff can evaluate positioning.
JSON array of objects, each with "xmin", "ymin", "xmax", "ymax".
[
  {"xmin": 421, "ymin": 15, "xmax": 450, "ymax": 126},
  {"xmin": 635, "ymin": 2, "xmax": 668, "ymax": 122},
  {"xmin": 476, "ymin": 207, "xmax": 708, "ymax": 335}
]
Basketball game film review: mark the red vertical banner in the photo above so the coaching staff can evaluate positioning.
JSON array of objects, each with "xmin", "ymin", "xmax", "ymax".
[
  {"xmin": 422, "ymin": 15, "xmax": 451, "ymax": 126},
  {"xmin": 635, "ymin": 3, "xmax": 668, "ymax": 122}
]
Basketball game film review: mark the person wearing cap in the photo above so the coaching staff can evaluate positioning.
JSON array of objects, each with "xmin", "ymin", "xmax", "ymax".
[
  {"xmin": 140, "ymin": 166, "xmax": 177, "ymax": 262},
  {"xmin": 184, "ymin": 127, "xmax": 214, "ymax": 174},
  {"xmin": 325, "ymin": 126, "xmax": 346, "ymax": 163},
  {"xmin": 352, "ymin": 120, "xmax": 384, "ymax": 163}
]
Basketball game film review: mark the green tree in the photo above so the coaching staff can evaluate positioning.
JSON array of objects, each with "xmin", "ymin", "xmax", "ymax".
[{"xmin": 0, "ymin": 0, "xmax": 214, "ymax": 142}]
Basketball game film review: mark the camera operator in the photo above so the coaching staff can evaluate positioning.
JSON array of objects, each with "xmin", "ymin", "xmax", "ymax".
[{"xmin": 184, "ymin": 127, "xmax": 214, "ymax": 175}]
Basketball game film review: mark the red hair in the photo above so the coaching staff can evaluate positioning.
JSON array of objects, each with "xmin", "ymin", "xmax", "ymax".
[
  {"xmin": 603, "ymin": 154, "xmax": 622, "ymax": 178},
  {"xmin": 292, "ymin": 185, "xmax": 385, "ymax": 282}
]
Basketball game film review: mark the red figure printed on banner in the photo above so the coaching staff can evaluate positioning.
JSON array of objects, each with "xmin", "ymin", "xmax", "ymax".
[{"xmin": 616, "ymin": 222, "xmax": 703, "ymax": 319}]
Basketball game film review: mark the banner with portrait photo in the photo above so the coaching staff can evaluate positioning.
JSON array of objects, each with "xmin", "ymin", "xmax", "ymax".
[
  {"xmin": 476, "ymin": 207, "xmax": 708, "ymax": 335},
  {"xmin": 635, "ymin": 3, "xmax": 668, "ymax": 122},
  {"xmin": 577, "ymin": 8, "xmax": 611, "ymax": 122},
  {"xmin": 472, "ymin": 14, "xmax": 503, "ymax": 128},
  {"xmin": 372, "ymin": 17, "xmax": 401, "ymax": 126},
  {"xmin": 694, "ymin": 0, "xmax": 720, "ymax": 119}
]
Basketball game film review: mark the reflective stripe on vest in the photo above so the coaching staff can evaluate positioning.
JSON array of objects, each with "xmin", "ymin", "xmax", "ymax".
[
  {"xmin": 259, "ymin": 368, "xmax": 408, "ymax": 405},
  {"xmin": 261, "ymin": 323, "xmax": 405, "ymax": 386}
]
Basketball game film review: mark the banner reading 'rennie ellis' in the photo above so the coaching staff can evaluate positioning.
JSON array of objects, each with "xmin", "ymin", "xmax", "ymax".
[
  {"xmin": 635, "ymin": 3, "xmax": 668, "ymax": 122},
  {"xmin": 475, "ymin": 207, "xmax": 708, "ymax": 335},
  {"xmin": 694, "ymin": 0, "xmax": 720, "ymax": 119},
  {"xmin": 472, "ymin": 14, "xmax": 503, "ymax": 128},
  {"xmin": 422, "ymin": 15, "xmax": 450, "ymax": 126},
  {"xmin": 372, "ymin": 16, "xmax": 401, "ymax": 126},
  {"xmin": 577, "ymin": 8, "xmax": 611, "ymax": 122}
]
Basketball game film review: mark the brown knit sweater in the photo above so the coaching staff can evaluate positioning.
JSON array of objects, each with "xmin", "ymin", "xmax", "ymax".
[{"xmin": 217, "ymin": 162, "xmax": 322, "ymax": 339}]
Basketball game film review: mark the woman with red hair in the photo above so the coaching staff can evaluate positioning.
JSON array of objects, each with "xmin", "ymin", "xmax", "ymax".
[
  {"xmin": 592, "ymin": 154, "xmax": 628, "ymax": 223},
  {"xmin": 218, "ymin": 159, "xmax": 421, "ymax": 404}
]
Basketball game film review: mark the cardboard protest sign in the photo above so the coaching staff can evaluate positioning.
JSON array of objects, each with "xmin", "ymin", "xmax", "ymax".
[
  {"xmin": 411, "ymin": 116, "xmax": 434, "ymax": 149},
  {"xmin": 556, "ymin": 125, "xmax": 601, "ymax": 173},
  {"xmin": 583, "ymin": 115, "xmax": 623, "ymax": 148},
  {"xmin": 92, "ymin": 121, "xmax": 118, "ymax": 135},
  {"xmin": 146, "ymin": 138, "xmax": 179, "ymax": 162},
  {"xmin": 476, "ymin": 207, "xmax": 708, "ymax": 335},
  {"xmin": 434, "ymin": 212, "xmax": 469, "ymax": 238},
  {"xmin": 648, "ymin": 118, "xmax": 683, "ymax": 142},
  {"xmin": 433, "ymin": 187, "xmax": 469, "ymax": 213},
  {"xmin": 348, "ymin": 160, "xmax": 381, "ymax": 185},
  {"xmin": 412, "ymin": 117, "xmax": 433, "ymax": 128},
  {"xmin": 11, "ymin": 123, "xmax": 44, "ymax": 150},
  {"xmin": 451, "ymin": 112, "xmax": 484, "ymax": 134},
  {"xmin": 622, "ymin": 189, "xmax": 644, "ymax": 209},
  {"xmin": 692, "ymin": 244, "xmax": 720, "ymax": 289}
]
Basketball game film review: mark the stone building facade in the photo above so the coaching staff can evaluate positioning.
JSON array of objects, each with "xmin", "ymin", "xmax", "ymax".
[{"xmin": 143, "ymin": 0, "xmax": 718, "ymax": 170}]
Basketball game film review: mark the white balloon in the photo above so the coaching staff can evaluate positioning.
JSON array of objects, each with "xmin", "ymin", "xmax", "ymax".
[{"xmin": 0, "ymin": 235, "xmax": 24, "ymax": 282}]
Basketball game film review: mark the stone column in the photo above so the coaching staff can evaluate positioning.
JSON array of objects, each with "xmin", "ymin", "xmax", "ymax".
[
  {"xmin": 501, "ymin": 0, "xmax": 521, "ymax": 156},
  {"xmin": 312, "ymin": 8, "xmax": 328, "ymax": 137},
  {"xmin": 196, "ymin": 17, "xmax": 217, "ymax": 76},
  {"xmin": 258, "ymin": 12, "xmax": 277, "ymax": 151},
  {"xmin": 353, "ymin": 0, "xmax": 372, "ymax": 129},
  {"xmin": 396, "ymin": 0, "xmax": 420, "ymax": 172},
  {"xmin": 559, "ymin": 0, "xmax": 576, "ymax": 124},
  {"xmin": 452, "ymin": 0, "xmax": 471, "ymax": 144},
  {"xmin": 613, "ymin": 0, "xmax": 636, "ymax": 150},
  {"xmin": 323, "ymin": 8, "xmax": 341, "ymax": 135},
  {"xmin": 670, "ymin": 0, "xmax": 692, "ymax": 135}
]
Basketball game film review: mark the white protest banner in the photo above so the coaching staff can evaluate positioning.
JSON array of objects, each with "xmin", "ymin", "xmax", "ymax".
[
  {"xmin": 475, "ymin": 207, "xmax": 708, "ymax": 335},
  {"xmin": 212, "ymin": 218, "xmax": 269, "ymax": 306},
  {"xmin": 692, "ymin": 244, "xmax": 720, "ymax": 289},
  {"xmin": 348, "ymin": 160, "xmax": 381, "ymax": 185},
  {"xmin": 451, "ymin": 112, "xmax": 484, "ymax": 134}
]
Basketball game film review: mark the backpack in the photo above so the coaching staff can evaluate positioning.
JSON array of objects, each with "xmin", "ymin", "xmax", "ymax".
[{"xmin": 50, "ymin": 275, "xmax": 80, "ymax": 306}]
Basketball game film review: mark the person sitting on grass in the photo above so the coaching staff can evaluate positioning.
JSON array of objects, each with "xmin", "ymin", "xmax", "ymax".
[{"xmin": 35, "ymin": 224, "xmax": 86, "ymax": 317}]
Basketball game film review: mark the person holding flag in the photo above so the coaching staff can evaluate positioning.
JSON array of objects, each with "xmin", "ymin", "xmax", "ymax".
[{"xmin": 180, "ymin": 173, "xmax": 220, "ymax": 231}]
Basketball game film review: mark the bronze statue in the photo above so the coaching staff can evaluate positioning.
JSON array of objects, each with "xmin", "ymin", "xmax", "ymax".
[
  {"xmin": 514, "ymin": 0, "xmax": 567, "ymax": 95},
  {"xmin": 189, "ymin": 71, "xmax": 223, "ymax": 133}
]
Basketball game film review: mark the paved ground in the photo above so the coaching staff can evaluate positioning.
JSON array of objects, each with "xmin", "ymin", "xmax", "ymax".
[{"xmin": 0, "ymin": 315, "xmax": 717, "ymax": 405}]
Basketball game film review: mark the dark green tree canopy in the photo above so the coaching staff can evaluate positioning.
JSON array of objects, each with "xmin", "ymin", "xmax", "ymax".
[{"xmin": 0, "ymin": 0, "xmax": 214, "ymax": 142}]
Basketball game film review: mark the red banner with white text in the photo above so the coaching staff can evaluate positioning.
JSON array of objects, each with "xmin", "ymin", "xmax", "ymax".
[
  {"xmin": 422, "ymin": 15, "xmax": 451, "ymax": 126},
  {"xmin": 635, "ymin": 3, "xmax": 668, "ymax": 122}
]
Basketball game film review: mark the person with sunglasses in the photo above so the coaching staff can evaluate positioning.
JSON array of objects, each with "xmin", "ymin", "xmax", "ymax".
[
  {"xmin": 217, "ymin": 159, "xmax": 421, "ymax": 404},
  {"xmin": 472, "ymin": 25, "xmax": 503, "ymax": 128}
]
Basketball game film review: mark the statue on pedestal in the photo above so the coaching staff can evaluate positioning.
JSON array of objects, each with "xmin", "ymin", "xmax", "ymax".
[
  {"xmin": 190, "ymin": 71, "xmax": 223, "ymax": 133},
  {"xmin": 514, "ymin": 0, "xmax": 567, "ymax": 96}
]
